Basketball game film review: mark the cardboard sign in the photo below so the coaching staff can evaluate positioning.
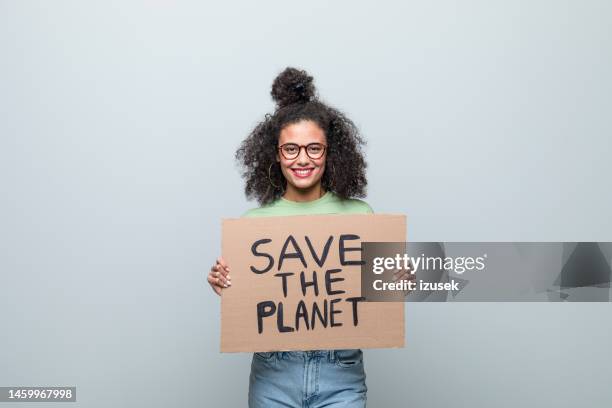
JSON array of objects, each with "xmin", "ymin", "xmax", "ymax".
[{"xmin": 220, "ymin": 213, "xmax": 406, "ymax": 353}]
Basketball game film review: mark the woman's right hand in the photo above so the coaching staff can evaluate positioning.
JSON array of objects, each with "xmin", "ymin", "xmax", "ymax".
[{"xmin": 207, "ymin": 256, "xmax": 231, "ymax": 296}]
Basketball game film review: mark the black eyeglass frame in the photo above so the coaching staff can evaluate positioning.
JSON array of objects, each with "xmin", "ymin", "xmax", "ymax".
[{"xmin": 277, "ymin": 143, "xmax": 328, "ymax": 160}]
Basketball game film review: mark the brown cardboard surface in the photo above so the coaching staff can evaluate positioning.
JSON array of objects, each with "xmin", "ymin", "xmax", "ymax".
[{"xmin": 220, "ymin": 213, "xmax": 406, "ymax": 353}]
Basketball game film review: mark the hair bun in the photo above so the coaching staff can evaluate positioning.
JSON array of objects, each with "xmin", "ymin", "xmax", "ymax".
[{"xmin": 271, "ymin": 67, "xmax": 315, "ymax": 108}]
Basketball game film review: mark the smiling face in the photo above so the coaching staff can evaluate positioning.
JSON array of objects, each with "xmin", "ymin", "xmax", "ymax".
[{"xmin": 276, "ymin": 120, "xmax": 327, "ymax": 200}]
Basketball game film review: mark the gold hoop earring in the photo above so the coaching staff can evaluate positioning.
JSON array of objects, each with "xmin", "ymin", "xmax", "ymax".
[{"xmin": 268, "ymin": 163, "xmax": 281, "ymax": 189}]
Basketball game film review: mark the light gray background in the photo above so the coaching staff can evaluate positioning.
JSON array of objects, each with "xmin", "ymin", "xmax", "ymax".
[{"xmin": 1, "ymin": 1, "xmax": 611, "ymax": 407}]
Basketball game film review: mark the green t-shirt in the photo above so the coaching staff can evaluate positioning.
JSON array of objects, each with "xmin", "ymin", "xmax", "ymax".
[{"xmin": 242, "ymin": 191, "xmax": 373, "ymax": 217}]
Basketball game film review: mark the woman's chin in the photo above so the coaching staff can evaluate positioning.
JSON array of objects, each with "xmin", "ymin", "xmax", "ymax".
[{"xmin": 288, "ymin": 178, "xmax": 321, "ymax": 191}]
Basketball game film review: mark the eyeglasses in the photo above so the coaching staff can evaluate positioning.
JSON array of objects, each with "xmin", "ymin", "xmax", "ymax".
[{"xmin": 278, "ymin": 143, "xmax": 327, "ymax": 160}]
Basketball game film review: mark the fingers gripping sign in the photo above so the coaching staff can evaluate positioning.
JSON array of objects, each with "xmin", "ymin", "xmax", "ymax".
[{"xmin": 208, "ymin": 256, "xmax": 232, "ymax": 295}]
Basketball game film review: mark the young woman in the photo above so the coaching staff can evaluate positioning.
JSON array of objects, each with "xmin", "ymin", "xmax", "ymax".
[{"xmin": 208, "ymin": 67, "xmax": 373, "ymax": 407}]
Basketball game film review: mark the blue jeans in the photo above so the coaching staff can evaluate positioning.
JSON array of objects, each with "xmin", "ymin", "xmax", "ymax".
[{"xmin": 248, "ymin": 349, "xmax": 367, "ymax": 408}]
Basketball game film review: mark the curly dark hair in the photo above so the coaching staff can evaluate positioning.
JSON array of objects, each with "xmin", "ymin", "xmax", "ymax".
[{"xmin": 235, "ymin": 67, "xmax": 368, "ymax": 205}]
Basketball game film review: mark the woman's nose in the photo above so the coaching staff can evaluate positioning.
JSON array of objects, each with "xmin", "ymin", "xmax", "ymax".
[{"xmin": 296, "ymin": 149, "xmax": 310, "ymax": 164}]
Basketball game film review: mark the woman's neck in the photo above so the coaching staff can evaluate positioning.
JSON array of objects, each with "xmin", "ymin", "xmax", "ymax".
[{"xmin": 282, "ymin": 184, "xmax": 326, "ymax": 203}]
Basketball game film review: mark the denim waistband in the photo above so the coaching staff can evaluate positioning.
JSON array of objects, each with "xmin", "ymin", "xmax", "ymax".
[{"xmin": 275, "ymin": 350, "xmax": 336, "ymax": 361}]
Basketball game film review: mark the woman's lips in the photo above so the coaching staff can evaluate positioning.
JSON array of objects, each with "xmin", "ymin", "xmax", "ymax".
[{"xmin": 291, "ymin": 168, "xmax": 315, "ymax": 178}]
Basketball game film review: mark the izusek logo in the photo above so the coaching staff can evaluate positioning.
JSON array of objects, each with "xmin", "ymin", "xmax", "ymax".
[{"xmin": 372, "ymin": 253, "xmax": 487, "ymax": 275}]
